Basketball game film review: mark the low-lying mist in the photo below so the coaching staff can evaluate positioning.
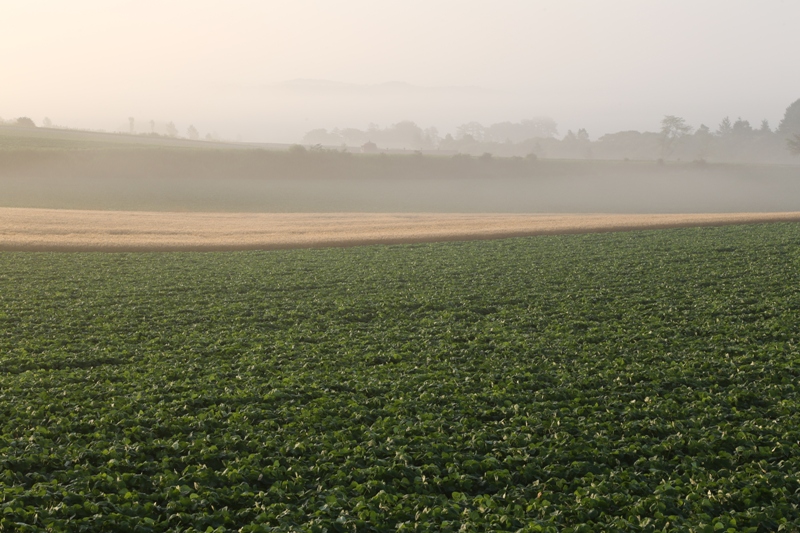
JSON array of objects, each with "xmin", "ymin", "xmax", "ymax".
[{"xmin": 1, "ymin": 148, "xmax": 798, "ymax": 213}]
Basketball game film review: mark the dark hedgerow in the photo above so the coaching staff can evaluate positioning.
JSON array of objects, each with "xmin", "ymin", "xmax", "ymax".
[{"xmin": 2, "ymin": 223, "xmax": 800, "ymax": 531}]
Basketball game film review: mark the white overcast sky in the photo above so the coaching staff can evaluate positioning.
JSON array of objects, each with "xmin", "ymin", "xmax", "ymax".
[{"xmin": 3, "ymin": 0, "xmax": 799, "ymax": 142}]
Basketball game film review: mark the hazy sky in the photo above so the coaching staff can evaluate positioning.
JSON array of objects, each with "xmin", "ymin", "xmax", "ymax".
[{"xmin": 3, "ymin": 0, "xmax": 799, "ymax": 142}]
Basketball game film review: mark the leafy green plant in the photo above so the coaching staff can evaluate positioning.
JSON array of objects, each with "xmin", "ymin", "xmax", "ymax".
[{"xmin": 1, "ymin": 223, "xmax": 800, "ymax": 531}]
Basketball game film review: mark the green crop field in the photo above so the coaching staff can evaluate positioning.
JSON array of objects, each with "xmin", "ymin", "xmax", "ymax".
[{"xmin": 2, "ymin": 224, "xmax": 800, "ymax": 531}]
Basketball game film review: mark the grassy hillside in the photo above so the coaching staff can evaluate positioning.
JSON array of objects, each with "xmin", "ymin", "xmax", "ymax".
[
  {"xmin": 2, "ymin": 223, "xmax": 800, "ymax": 530},
  {"xmin": 2, "ymin": 125, "xmax": 799, "ymax": 213},
  {"xmin": 0, "ymin": 124, "xmax": 282, "ymax": 151}
]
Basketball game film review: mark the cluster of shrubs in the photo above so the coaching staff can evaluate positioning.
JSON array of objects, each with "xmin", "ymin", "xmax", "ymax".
[{"xmin": 0, "ymin": 117, "xmax": 38, "ymax": 128}]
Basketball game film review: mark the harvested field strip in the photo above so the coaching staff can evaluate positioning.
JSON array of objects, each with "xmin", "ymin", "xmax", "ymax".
[{"xmin": 2, "ymin": 208, "xmax": 800, "ymax": 251}]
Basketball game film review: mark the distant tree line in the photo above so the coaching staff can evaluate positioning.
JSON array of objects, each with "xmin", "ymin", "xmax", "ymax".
[
  {"xmin": 303, "ymin": 121, "xmax": 442, "ymax": 150},
  {"xmin": 301, "ymin": 99, "xmax": 800, "ymax": 162},
  {"xmin": 0, "ymin": 117, "xmax": 38, "ymax": 128},
  {"xmin": 128, "ymin": 119, "xmax": 210, "ymax": 141},
  {"xmin": 302, "ymin": 118, "xmax": 558, "ymax": 152}
]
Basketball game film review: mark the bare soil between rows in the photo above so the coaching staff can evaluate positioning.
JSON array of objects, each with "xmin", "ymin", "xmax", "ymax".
[{"xmin": 2, "ymin": 208, "xmax": 800, "ymax": 252}]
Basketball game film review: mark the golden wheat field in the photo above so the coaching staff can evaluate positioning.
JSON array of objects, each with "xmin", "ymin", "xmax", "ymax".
[{"xmin": 1, "ymin": 208, "xmax": 800, "ymax": 251}]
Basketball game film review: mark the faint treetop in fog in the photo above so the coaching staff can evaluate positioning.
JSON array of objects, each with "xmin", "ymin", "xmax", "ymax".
[
  {"xmin": 716, "ymin": 117, "xmax": 733, "ymax": 137},
  {"xmin": 424, "ymin": 127, "xmax": 440, "ymax": 147},
  {"xmin": 660, "ymin": 115, "xmax": 692, "ymax": 157},
  {"xmin": 456, "ymin": 122, "xmax": 486, "ymax": 142},
  {"xmin": 165, "ymin": 121, "xmax": 179, "ymax": 138},
  {"xmin": 693, "ymin": 124, "xmax": 713, "ymax": 159},
  {"xmin": 339, "ymin": 128, "xmax": 367, "ymax": 146},
  {"xmin": 560, "ymin": 128, "xmax": 592, "ymax": 159},
  {"xmin": 661, "ymin": 115, "xmax": 692, "ymax": 138},
  {"xmin": 128, "ymin": 117, "xmax": 135, "ymax": 134},
  {"xmin": 696, "ymin": 124, "xmax": 711, "ymax": 136},
  {"xmin": 15, "ymin": 117, "xmax": 36, "ymax": 128},
  {"xmin": 42, "ymin": 117, "xmax": 52, "ymax": 128},
  {"xmin": 758, "ymin": 119, "xmax": 772, "ymax": 134},
  {"xmin": 778, "ymin": 99, "xmax": 800, "ymax": 136},
  {"xmin": 187, "ymin": 125, "xmax": 199, "ymax": 140},
  {"xmin": 732, "ymin": 117, "xmax": 753, "ymax": 136}
]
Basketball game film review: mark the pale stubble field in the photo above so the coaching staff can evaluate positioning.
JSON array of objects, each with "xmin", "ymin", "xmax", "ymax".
[{"xmin": 2, "ymin": 207, "xmax": 800, "ymax": 251}]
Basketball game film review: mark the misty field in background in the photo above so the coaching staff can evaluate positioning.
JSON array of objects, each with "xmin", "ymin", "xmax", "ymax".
[
  {"xmin": 2, "ymin": 224, "xmax": 800, "ymax": 530},
  {"xmin": 2, "ymin": 126, "xmax": 800, "ymax": 214}
]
